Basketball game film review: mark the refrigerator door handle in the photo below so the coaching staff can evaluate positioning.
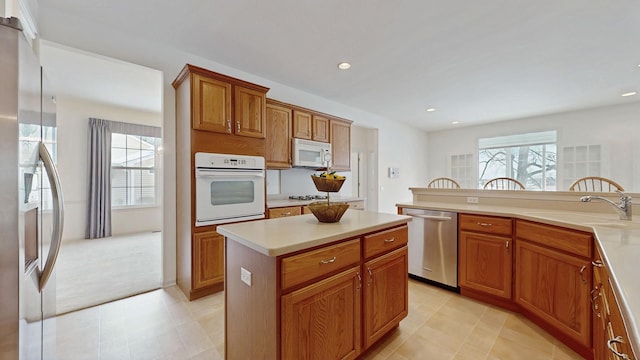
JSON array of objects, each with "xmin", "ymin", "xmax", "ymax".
[{"xmin": 38, "ymin": 142, "xmax": 65, "ymax": 291}]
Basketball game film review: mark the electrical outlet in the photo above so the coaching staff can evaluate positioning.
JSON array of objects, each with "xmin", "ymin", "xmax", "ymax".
[
  {"xmin": 240, "ymin": 267, "xmax": 252, "ymax": 287},
  {"xmin": 467, "ymin": 197, "xmax": 479, "ymax": 204}
]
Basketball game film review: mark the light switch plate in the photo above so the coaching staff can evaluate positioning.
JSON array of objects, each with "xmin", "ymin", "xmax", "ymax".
[{"xmin": 240, "ymin": 267, "xmax": 252, "ymax": 287}]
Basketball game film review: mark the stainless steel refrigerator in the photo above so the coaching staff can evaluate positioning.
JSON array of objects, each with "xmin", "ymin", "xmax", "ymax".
[{"xmin": 0, "ymin": 17, "xmax": 64, "ymax": 360}]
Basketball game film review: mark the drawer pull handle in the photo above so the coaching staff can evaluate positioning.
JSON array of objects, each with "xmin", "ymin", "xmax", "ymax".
[
  {"xmin": 281, "ymin": 212, "xmax": 291, "ymax": 216},
  {"xmin": 367, "ymin": 268, "xmax": 373, "ymax": 286},
  {"xmin": 236, "ymin": 121, "xmax": 241, "ymax": 133},
  {"xmin": 384, "ymin": 237, "xmax": 395, "ymax": 243},
  {"xmin": 590, "ymin": 288, "xmax": 601, "ymax": 317},
  {"xmin": 505, "ymin": 240, "xmax": 509, "ymax": 253},
  {"xmin": 227, "ymin": 119, "xmax": 231, "ymax": 132},
  {"xmin": 319, "ymin": 256, "xmax": 336, "ymax": 264},
  {"xmin": 356, "ymin": 272, "xmax": 362, "ymax": 291},
  {"xmin": 607, "ymin": 336, "xmax": 631, "ymax": 359},
  {"xmin": 477, "ymin": 222, "xmax": 493, "ymax": 227},
  {"xmin": 592, "ymin": 260, "xmax": 604, "ymax": 268},
  {"xmin": 579, "ymin": 265, "xmax": 587, "ymax": 284}
]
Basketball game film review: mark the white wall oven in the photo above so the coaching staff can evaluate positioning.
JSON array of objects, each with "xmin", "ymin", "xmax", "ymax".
[{"xmin": 195, "ymin": 153, "xmax": 265, "ymax": 226}]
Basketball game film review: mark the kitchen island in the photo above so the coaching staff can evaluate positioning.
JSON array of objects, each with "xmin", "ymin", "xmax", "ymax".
[{"xmin": 217, "ymin": 210, "xmax": 411, "ymax": 360}]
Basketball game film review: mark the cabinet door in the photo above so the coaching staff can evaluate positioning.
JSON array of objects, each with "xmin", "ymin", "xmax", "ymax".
[
  {"xmin": 293, "ymin": 110, "xmax": 312, "ymax": 139},
  {"xmin": 193, "ymin": 231, "xmax": 224, "ymax": 289},
  {"xmin": 312, "ymin": 115, "xmax": 329, "ymax": 142},
  {"xmin": 330, "ymin": 120, "xmax": 351, "ymax": 171},
  {"xmin": 459, "ymin": 231, "xmax": 512, "ymax": 299},
  {"xmin": 515, "ymin": 240, "xmax": 591, "ymax": 347},
  {"xmin": 265, "ymin": 103, "xmax": 292, "ymax": 168},
  {"xmin": 192, "ymin": 74, "xmax": 232, "ymax": 133},
  {"xmin": 234, "ymin": 85, "xmax": 265, "ymax": 138},
  {"xmin": 281, "ymin": 267, "xmax": 361, "ymax": 360},
  {"xmin": 363, "ymin": 247, "xmax": 408, "ymax": 349}
]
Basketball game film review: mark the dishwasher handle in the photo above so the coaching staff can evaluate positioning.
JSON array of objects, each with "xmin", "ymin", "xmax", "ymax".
[{"xmin": 406, "ymin": 213, "xmax": 452, "ymax": 221}]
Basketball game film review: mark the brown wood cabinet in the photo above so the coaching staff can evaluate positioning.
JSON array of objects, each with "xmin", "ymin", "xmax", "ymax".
[
  {"xmin": 265, "ymin": 100, "xmax": 292, "ymax": 168},
  {"xmin": 592, "ymin": 247, "xmax": 637, "ymax": 360},
  {"xmin": 458, "ymin": 214, "xmax": 513, "ymax": 301},
  {"xmin": 363, "ymin": 247, "xmax": 408, "ymax": 348},
  {"xmin": 234, "ymin": 85, "xmax": 266, "ymax": 138},
  {"xmin": 330, "ymin": 119, "xmax": 351, "ymax": 171},
  {"xmin": 192, "ymin": 231, "xmax": 225, "ymax": 290},
  {"xmin": 282, "ymin": 266, "xmax": 361, "ymax": 360},
  {"xmin": 191, "ymin": 73, "xmax": 231, "ymax": 133},
  {"xmin": 172, "ymin": 64, "xmax": 269, "ymax": 300},
  {"xmin": 268, "ymin": 206, "xmax": 302, "ymax": 218},
  {"xmin": 292, "ymin": 109, "xmax": 313, "ymax": 140},
  {"xmin": 515, "ymin": 220, "xmax": 592, "ymax": 354},
  {"xmin": 312, "ymin": 115, "xmax": 330, "ymax": 142}
]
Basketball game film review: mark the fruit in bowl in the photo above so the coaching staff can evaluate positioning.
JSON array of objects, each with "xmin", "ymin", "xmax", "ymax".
[{"xmin": 311, "ymin": 172, "xmax": 346, "ymax": 192}]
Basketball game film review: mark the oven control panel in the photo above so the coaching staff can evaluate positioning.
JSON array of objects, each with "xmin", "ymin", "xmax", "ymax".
[{"xmin": 195, "ymin": 152, "xmax": 265, "ymax": 170}]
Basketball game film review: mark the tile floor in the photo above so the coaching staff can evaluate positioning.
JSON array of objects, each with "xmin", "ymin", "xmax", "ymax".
[{"xmin": 52, "ymin": 279, "xmax": 584, "ymax": 360}]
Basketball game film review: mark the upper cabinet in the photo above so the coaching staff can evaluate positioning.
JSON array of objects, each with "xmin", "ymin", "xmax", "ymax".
[
  {"xmin": 265, "ymin": 99, "xmax": 292, "ymax": 169},
  {"xmin": 267, "ymin": 99, "xmax": 353, "ymax": 171},
  {"xmin": 174, "ymin": 64, "xmax": 268, "ymax": 138},
  {"xmin": 292, "ymin": 110, "xmax": 312, "ymax": 140},
  {"xmin": 312, "ymin": 115, "xmax": 329, "ymax": 142},
  {"xmin": 330, "ymin": 119, "xmax": 351, "ymax": 171}
]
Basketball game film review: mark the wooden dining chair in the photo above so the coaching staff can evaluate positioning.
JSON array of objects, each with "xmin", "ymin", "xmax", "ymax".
[
  {"xmin": 427, "ymin": 177, "xmax": 461, "ymax": 189},
  {"xmin": 569, "ymin": 176, "xmax": 624, "ymax": 192},
  {"xmin": 483, "ymin": 177, "xmax": 525, "ymax": 190}
]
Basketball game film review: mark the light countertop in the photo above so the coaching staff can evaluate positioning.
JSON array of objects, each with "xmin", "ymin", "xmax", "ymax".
[
  {"xmin": 216, "ymin": 210, "xmax": 410, "ymax": 257},
  {"xmin": 397, "ymin": 200, "xmax": 640, "ymax": 357}
]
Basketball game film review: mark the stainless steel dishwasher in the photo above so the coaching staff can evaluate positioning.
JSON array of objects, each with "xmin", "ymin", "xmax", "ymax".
[{"xmin": 401, "ymin": 208, "xmax": 458, "ymax": 290}]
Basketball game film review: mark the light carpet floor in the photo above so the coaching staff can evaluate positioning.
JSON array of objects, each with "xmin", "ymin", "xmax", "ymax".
[{"xmin": 55, "ymin": 231, "xmax": 162, "ymax": 315}]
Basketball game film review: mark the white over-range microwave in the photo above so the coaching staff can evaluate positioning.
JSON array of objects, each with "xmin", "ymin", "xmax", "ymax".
[
  {"xmin": 292, "ymin": 138, "xmax": 331, "ymax": 168},
  {"xmin": 194, "ymin": 152, "xmax": 265, "ymax": 226}
]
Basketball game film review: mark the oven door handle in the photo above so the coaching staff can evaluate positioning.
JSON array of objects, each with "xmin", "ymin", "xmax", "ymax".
[{"xmin": 196, "ymin": 169, "xmax": 265, "ymax": 178}]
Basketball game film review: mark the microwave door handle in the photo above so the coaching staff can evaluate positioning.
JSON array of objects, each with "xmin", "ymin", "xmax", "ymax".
[{"xmin": 196, "ymin": 169, "xmax": 264, "ymax": 178}]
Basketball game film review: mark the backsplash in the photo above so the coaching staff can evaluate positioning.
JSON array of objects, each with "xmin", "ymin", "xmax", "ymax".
[{"xmin": 266, "ymin": 168, "xmax": 352, "ymax": 196}]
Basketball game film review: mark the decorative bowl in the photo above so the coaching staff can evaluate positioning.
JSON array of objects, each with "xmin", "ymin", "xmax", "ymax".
[
  {"xmin": 311, "ymin": 176, "xmax": 345, "ymax": 192},
  {"xmin": 307, "ymin": 201, "xmax": 349, "ymax": 223}
]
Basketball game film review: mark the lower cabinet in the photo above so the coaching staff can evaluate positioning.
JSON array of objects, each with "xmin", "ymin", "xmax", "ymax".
[
  {"xmin": 278, "ymin": 225, "xmax": 408, "ymax": 359},
  {"xmin": 363, "ymin": 247, "xmax": 408, "ymax": 348},
  {"xmin": 458, "ymin": 214, "xmax": 513, "ymax": 301},
  {"xmin": 281, "ymin": 267, "xmax": 362, "ymax": 360},
  {"xmin": 592, "ymin": 247, "xmax": 637, "ymax": 360},
  {"xmin": 515, "ymin": 220, "xmax": 592, "ymax": 354},
  {"xmin": 193, "ymin": 231, "xmax": 225, "ymax": 290}
]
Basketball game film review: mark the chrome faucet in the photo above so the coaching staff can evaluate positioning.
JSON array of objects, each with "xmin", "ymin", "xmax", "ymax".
[{"xmin": 579, "ymin": 190, "xmax": 632, "ymax": 221}]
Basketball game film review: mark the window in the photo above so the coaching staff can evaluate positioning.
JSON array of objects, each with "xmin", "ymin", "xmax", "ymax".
[
  {"xmin": 478, "ymin": 131, "xmax": 557, "ymax": 190},
  {"xmin": 111, "ymin": 133, "xmax": 159, "ymax": 207}
]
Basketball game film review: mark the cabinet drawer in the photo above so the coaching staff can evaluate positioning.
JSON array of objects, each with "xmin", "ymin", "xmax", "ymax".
[
  {"xmin": 363, "ymin": 225, "xmax": 408, "ymax": 259},
  {"xmin": 268, "ymin": 206, "xmax": 302, "ymax": 218},
  {"xmin": 281, "ymin": 239, "xmax": 361, "ymax": 290},
  {"xmin": 459, "ymin": 214, "xmax": 512, "ymax": 236},
  {"xmin": 516, "ymin": 220, "xmax": 591, "ymax": 258}
]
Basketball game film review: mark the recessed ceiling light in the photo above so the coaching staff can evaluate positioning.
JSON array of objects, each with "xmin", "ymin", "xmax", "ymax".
[
  {"xmin": 426, "ymin": 108, "xmax": 436, "ymax": 112},
  {"xmin": 452, "ymin": 121, "xmax": 460, "ymax": 125},
  {"xmin": 621, "ymin": 91, "xmax": 637, "ymax": 97},
  {"xmin": 337, "ymin": 62, "xmax": 351, "ymax": 70}
]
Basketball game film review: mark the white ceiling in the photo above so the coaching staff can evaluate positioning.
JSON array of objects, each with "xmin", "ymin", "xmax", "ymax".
[{"xmin": 36, "ymin": 0, "xmax": 640, "ymax": 132}]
